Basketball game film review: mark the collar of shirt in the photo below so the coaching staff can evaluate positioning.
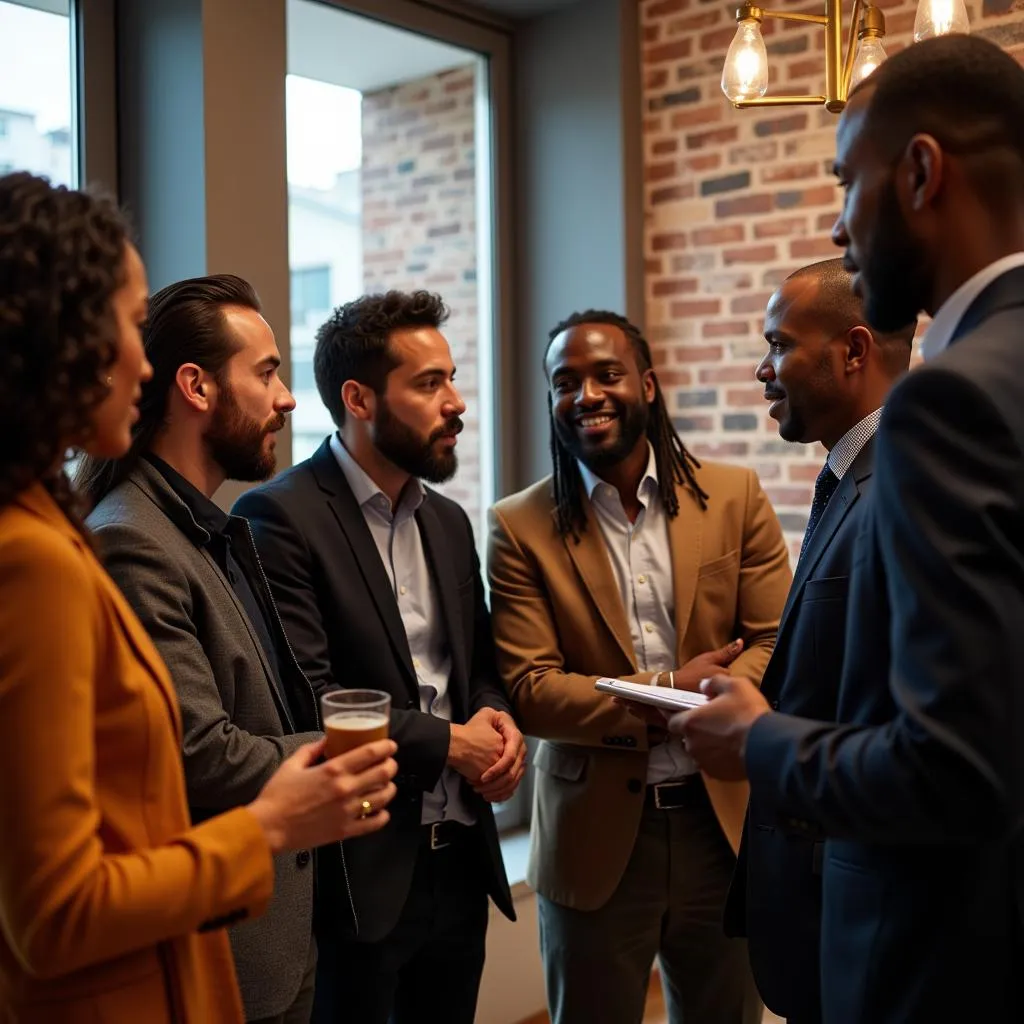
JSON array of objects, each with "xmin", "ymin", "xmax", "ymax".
[
  {"xmin": 577, "ymin": 442, "xmax": 658, "ymax": 515},
  {"xmin": 920, "ymin": 252, "xmax": 1024, "ymax": 362},
  {"xmin": 826, "ymin": 407, "xmax": 882, "ymax": 481},
  {"xmin": 329, "ymin": 432, "xmax": 425, "ymax": 523},
  {"xmin": 143, "ymin": 452, "xmax": 229, "ymax": 539}
]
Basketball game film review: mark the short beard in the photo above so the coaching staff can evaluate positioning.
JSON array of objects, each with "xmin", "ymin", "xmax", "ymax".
[
  {"xmin": 861, "ymin": 176, "xmax": 930, "ymax": 333},
  {"xmin": 204, "ymin": 382, "xmax": 282, "ymax": 482},
  {"xmin": 553, "ymin": 396, "xmax": 650, "ymax": 473},
  {"xmin": 777, "ymin": 350, "xmax": 838, "ymax": 444},
  {"xmin": 373, "ymin": 398, "xmax": 462, "ymax": 484}
]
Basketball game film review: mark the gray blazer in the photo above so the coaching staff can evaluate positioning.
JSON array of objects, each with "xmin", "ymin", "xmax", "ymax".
[{"xmin": 88, "ymin": 461, "xmax": 320, "ymax": 1020}]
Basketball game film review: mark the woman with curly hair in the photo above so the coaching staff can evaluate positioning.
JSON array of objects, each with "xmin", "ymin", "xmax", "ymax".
[{"xmin": 0, "ymin": 172, "xmax": 399, "ymax": 1023}]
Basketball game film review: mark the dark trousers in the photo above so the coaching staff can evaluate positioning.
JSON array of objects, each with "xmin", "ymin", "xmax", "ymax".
[
  {"xmin": 311, "ymin": 827, "xmax": 489, "ymax": 1024},
  {"xmin": 249, "ymin": 934, "xmax": 317, "ymax": 1024},
  {"xmin": 539, "ymin": 778, "xmax": 762, "ymax": 1024}
]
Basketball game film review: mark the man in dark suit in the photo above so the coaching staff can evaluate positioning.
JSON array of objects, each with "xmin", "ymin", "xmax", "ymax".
[
  {"xmin": 234, "ymin": 289, "xmax": 522, "ymax": 1024},
  {"xmin": 728, "ymin": 258, "xmax": 913, "ymax": 1023},
  {"xmin": 671, "ymin": 35, "xmax": 1024, "ymax": 1024}
]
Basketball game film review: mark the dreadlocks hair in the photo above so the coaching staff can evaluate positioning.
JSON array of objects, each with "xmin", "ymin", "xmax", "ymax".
[{"xmin": 544, "ymin": 309, "xmax": 708, "ymax": 540}]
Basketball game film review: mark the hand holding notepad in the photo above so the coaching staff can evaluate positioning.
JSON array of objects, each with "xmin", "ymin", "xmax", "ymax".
[{"xmin": 594, "ymin": 677, "xmax": 709, "ymax": 712}]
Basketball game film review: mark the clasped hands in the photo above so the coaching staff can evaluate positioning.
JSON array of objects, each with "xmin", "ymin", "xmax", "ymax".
[
  {"xmin": 616, "ymin": 639, "xmax": 773, "ymax": 781},
  {"xmin": 448, "ymin": 708, "xmax": 527, "ymax": 803}
]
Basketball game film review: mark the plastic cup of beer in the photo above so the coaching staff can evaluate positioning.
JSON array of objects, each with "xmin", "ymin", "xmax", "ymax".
[{"xmin": 321, "ymin": 689, "xmax": 391, "ymax": 759}]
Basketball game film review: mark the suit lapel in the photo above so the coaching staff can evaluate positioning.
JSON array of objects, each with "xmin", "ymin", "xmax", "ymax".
[
  {"xmin": 312, "ymin": 443, "xmax": 418, "ymax": 698},
  {"xmin": 561, "ymin": 477, "xmax": 706, "ymax": 669},
  {"xmin": 667, "ymin": 481, "xmax": 704, "ymax": 665},
  {"xmin": 199, "ymin": 541, "xmax": 296, "ymax": 731},
  {"xmin": 130, "ymin": 465, "xmax": 298, "ymax": 731},
  {"xmin": 562, "ymin": 495, "xmax": 636, "ymax": 669},
  {"xmin": 417, "ymin": 499, "xmax": 468, "ymax": 714},
  {"xmin": 949, "ymin": 265, "xmax": 1024, "ymax": 347},
  {"xmin": 777, "ymin": 438, "xmax": 874, "ymax": 641}
]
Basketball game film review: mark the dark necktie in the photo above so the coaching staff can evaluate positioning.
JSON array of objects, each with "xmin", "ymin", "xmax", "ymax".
[{"xmin": 799, "ymin": 463, "xmax": 839, "ymax": 560}]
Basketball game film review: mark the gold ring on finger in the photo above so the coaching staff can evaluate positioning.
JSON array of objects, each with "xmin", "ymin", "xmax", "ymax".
[{"xmin": 360, "ymin": 799, "xmax": 373, "ymax": 818}]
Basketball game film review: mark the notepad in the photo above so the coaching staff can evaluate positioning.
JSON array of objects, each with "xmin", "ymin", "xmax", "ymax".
[{"xmin": 594, "ymin": 677, "xmax": 709, "ymax": 712}]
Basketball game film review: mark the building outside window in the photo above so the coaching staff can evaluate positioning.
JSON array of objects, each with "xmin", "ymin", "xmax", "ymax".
[{"xmin": 0, "ymin": 0, "xmax": 76, "ymax": 187}]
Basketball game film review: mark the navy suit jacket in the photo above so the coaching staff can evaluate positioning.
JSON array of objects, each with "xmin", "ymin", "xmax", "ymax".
[
  {"xmin": 745, "ymin": 267, "xmax": 1024, "ymax": 1023},
  {"xmin": 725, "ymin": 438, "xmax": 875, "ymax": 1022}
]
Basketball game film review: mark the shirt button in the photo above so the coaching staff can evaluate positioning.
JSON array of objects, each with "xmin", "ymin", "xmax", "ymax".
[
  {"xmin": 644, "ymin": 623, "xmax": 654, "ymax": 634},
  {"xmin": 637, "ymin": 574, "xmax": 646, "ymax": 584},
  {"xmin": 400, "ymin": 585, "xmax": 407, "ymax": 595},
  {"xmin": 413, "ymin": 658, "xmax": 421, "ymax": 669}
]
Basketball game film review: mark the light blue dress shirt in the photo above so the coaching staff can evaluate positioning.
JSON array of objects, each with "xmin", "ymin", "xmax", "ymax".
[
  {"xmin": 579, "ymin": 444, "xmax": 697, "ymax": 782},
  {"xmin": 331, "ymin": 433, "xmax": 474, "ymax": 825}
]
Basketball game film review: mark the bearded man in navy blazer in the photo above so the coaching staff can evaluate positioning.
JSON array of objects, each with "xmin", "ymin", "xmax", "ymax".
[
  {"xmin": 672, "ymin": 36, "xmax": 1024, "ymax": 1024},
  {"xmin": 726, "ymin": 258, "xmax": 913, "ymax": 1024}
]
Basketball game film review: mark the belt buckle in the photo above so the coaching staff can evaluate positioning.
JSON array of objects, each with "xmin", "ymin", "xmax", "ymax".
[
  {"xmin": 429, "ymin": 822, "xmax": 450, "ymax": 851},
  {"xmin": 653, "ymin": 780, "xmax": 685, "ymax": 810}
]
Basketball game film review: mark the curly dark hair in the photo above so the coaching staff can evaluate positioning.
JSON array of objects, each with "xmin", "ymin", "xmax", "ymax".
[
  {"xmin": 545, "ymin": 309, "xmax": 708, "ymax": 539},
  {"xmin": 0, "ymin": 172, "xmax": 130, "ymax": 527},
  {"xmin": 313, "ymin": 289, "xmax": 449, "ymax": 427}
]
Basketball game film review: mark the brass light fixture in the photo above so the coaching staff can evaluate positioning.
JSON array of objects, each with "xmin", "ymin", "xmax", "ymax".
[{"xmin": 720, "ymin": 0, "xmax": 969, "ymax": 112}]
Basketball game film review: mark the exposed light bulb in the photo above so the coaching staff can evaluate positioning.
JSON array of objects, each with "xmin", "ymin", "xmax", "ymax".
[
  {"xmin": 914, "ymin": 0, "xmax": 970, "ymax": 40},
  {"xmin": 850, "ymin": 34, "xmax": 888, "ymax": 88},
  {"xmin": 721, "ymin": 18, "xmax": 769, "ymax": 103}
]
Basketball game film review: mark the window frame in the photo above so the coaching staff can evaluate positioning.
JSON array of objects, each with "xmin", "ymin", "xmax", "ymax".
[
  {"xmin": 76, "ymin": 0, "xmax": 118, "ymax": 191},
  {"xmin": 307, "ymin": 0, "xmax": 522, "ymax": 832}
]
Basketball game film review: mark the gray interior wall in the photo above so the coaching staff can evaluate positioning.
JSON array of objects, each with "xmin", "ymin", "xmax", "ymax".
[
  {"xmin": 117, "ymin": 0, "xmax": 207, "ymax": 289},
  {"xmin": 512, "ymin": 0, "xmax": 642, "ymax": 491},
  {"xmin": 117, "ymin": 0, "xmax": 290, "ymax": 510}
]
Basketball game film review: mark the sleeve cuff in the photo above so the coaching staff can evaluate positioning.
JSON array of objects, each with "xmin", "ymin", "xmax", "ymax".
[
  {"xmin": 744, "ymin": 712, "xmax": 827, "ymax": 839},
  {"xmin": 189, "ymin": 806, "xmax": 275, "ymax": 927}
]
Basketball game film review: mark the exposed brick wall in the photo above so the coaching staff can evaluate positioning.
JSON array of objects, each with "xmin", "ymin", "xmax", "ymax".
[
  {"xmin": 640, "ymin": 0, "xmax": 1024, "ymax": 561},
  {"xmin": 361, "ymin": 65, "xmax": 482, "ymax": 531}
]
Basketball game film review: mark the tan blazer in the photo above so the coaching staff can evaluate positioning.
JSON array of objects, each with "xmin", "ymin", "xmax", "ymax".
[
  {"xmin": 0, "ymin": 485, "xmax": 274, "ymax": 1024},
  {"xmin": 489, "ymin": 461, "xmax": 792, "ymax": 911}
]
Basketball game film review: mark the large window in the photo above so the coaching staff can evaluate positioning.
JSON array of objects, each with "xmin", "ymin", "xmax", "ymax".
[
  {"xmin": 285, "ymin": 0, "xmax": 496, "ymax": 548},
  {"xmin": 291, "ymin": 264, "xmax": 333, "ymax": 327},
  {"xmin": 0, "ymin": 0, "xmax": 76, "ymax": 187}
]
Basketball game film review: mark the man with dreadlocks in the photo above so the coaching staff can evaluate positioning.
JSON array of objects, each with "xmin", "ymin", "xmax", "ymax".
[{"xmin": 488, "ymin": 310, "xmax": 791, "ymax": 1024}]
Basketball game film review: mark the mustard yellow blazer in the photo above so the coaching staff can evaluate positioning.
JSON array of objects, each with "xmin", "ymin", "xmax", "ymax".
[{"xmin": 0, "ymin": 485, "xmax": 274, "ymax": 1023}]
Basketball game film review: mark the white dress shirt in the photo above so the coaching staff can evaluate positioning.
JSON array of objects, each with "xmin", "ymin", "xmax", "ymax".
[
  {"xmin": 826, "ymin": 407, "xmax": 882, "ymax": 481},
  {"xmin": 330, "ymin": 433, "xmax": 474, "ymax": 826},
  {"xmin": 578, "ymin": 444, "xmax": 697, "ymax": 782},
  {"xmin": 920, "ymin": 252, "xmax": 1024, "ymax": 362}
]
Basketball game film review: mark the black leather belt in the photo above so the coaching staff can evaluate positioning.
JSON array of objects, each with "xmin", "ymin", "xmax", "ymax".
[
  {"xmin": 422, "ymin": 820, "xmax": 471, "ymax": 851},
  {"xmin": 645, "ymin": 777, "xmax": 701, "ymax": 810}
]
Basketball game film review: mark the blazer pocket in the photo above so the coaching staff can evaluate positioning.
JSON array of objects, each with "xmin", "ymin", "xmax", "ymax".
[
  {"xmin": 803, "ymin": 576, "xmax": 849, "ymax": 602},
  {"xmin": 534, "ymin": 742, "xmax": 587, "ymax": 782},
  {"xmin": 697, "ymin": 548, "xmax": 739, "ymax": 579}
]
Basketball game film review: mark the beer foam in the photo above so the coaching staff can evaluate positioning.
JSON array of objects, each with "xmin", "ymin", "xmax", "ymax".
[{"xmin": 324, "ymin": 712, "xmax": 389, "ymax": 730}]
